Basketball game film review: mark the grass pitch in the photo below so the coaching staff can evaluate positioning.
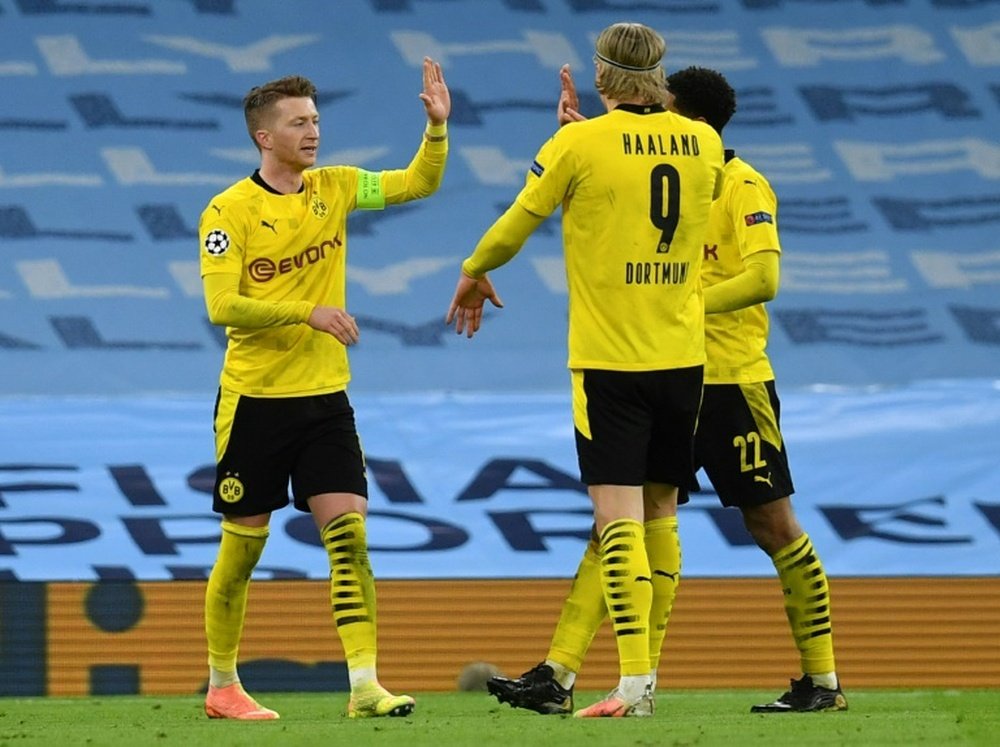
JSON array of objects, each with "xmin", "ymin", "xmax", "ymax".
[{"xmin": 1, "ymin": 689, "xmax": 997, "ymax": 746}]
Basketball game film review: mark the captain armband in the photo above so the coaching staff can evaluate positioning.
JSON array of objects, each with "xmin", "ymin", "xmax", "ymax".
[{"xmin": 356, "ymin": 169, "xmax": 386, "ymax": 210}]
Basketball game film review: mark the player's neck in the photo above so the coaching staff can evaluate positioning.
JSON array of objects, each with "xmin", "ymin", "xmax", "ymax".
[
  {"xmin": 257, "ymin": 162, "xmax": 305, "ymax": 195},
  {"xmin": 606, "ymin": 95, "xmax": 660, "ymax": 110}
]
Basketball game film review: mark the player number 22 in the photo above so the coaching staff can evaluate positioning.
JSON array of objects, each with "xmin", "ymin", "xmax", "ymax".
[
  {"xmin": 733, "ymin": 431, "xmax": 768, "ymax": 473},
  {"xmin": 649, "ymin": 163, "xmax": 680, "ymax": 253}
]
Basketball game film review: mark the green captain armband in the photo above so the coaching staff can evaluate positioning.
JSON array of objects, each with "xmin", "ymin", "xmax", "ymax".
[{"xmin": 356, "ymin": 169, "xmax": 386, "ymax": 210}]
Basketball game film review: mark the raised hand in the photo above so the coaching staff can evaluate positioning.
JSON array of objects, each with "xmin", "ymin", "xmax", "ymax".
[
  {"xmin": 419, "ymin": 56, "xmax": 451, "ymax": 125},
  {"xmin": 557, "ymin": 64, "xmax": 586, "ymax": 126}
]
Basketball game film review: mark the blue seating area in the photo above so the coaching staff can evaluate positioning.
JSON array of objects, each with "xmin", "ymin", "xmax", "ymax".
[
  {"xmin": 0, "ymin": 0, "xmax": 998, "ymax": 581},
  {"xmin": 1, "ymin": 0, "xmax": 997, "ymax": 395}
]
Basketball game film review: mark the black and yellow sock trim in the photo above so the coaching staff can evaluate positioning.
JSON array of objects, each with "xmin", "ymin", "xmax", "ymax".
[{"xmin": 321, "ymin": 512, "xmax": 374, "ymax": 628}]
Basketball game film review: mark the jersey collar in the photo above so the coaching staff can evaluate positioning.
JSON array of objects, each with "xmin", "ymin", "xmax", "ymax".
[
  {"xmin": 251, "ymin": 169, "xmax": 305, "ymax": 195},
  {"xmin": 614, "ymin": 103, "xmax": 666, "ymax": 115}
]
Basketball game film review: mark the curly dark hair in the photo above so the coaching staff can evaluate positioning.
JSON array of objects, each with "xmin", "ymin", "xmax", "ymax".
[{"xmin": 665, "ymin": 66, "xmax": 736, "ymax": 134}]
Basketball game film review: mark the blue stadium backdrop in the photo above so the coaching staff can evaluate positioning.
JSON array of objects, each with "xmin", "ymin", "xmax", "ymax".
[
  {"xmin": 0, "ymin": 0, "xmax": 998, "ymax": 696},
  {"xmin": 0, "ymin": 0, "xmax": 1000, "ymax": 695}
]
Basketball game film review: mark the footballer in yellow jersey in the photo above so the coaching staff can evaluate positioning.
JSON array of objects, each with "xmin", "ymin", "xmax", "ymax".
[
  {"xmin": 200, "ymin": 60, "xmax": 450, "ymax": 723},
  {"xmin": 486, "ymin": 66, "xmax": 846, "ymax": 719},
  {"xmin": 702, "ymin": 154, "xmax": 778, "ymax": 385},
  {"xmin": 448, "ymin": 23, "xmax": 723, "ymax": 718},
  {"xmin": 695, "ymin": 150, "xmax": 793, "ymax": 503},
  {"xmin": 516, "ymin": 105, "xmax": 724, "ymax": 372},
  {"xmin": 200, "ymin": 138, "xmax": 447, "ymax": 397},
  {"xmin": 671, "ymin": 66, "xmax": 844, "ymax": 713}
]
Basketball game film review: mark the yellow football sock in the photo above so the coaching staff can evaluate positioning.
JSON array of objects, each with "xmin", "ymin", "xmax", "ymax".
[
  {"xmin": 598, "ymin": 519, "xmax": 651, "ymax": 677},
  {"xmin": 644, "ymin": 516, "xmax": 681, "ymax": 673},
  {"xmin": 546, "ymin": 538, "xmax": 605, "ymax": 676},
  {"xmin": 772, "ymin": 533, "xmax": 837, "ymax": 676},
  {"xmin": 205, "ymin": 520, "xmax": 268, "ymax": 677},
  {"xmin": 322, "ymin": 513, "xmax": 378, "ymax": 681}
]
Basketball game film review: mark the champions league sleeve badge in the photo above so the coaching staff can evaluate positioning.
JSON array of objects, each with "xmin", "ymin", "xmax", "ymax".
[{"xmin": 204, "ymin": 228, "xmax": 231, "ymax": 256}]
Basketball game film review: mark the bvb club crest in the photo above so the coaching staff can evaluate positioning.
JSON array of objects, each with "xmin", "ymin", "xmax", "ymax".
[{"xmin": 311, "ymin": 196, "xmax": 328, "ymax": 218}]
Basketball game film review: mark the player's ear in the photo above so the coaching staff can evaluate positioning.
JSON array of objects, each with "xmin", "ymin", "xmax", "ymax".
[{"xmin": 255, "ymin": 129, "xmax": 272, "ymax": 150}]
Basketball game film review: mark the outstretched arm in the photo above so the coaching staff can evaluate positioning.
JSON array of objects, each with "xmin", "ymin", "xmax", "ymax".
[
  {"xmin": 379, "ymin": 56, "xmax": 450, "ymax": 204},
  {"xmin": 446, "ymin": 203, "xmax": 545, "ymax": 338}
]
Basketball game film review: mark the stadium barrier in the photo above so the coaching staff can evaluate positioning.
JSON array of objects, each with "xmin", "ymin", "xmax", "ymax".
[{"xmin": 4, "ymin": 576, "xmax": 997, "ymax": 696}]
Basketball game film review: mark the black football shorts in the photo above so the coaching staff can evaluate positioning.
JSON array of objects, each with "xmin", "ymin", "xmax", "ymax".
[
  {"xmin": 572, "ymin": 366, "xmax": 703, "ymax": 493},
  {"xmin": 694, "ymin": 380, "xmax": 794, "ymax": 508},
  {"xmin": 211, "ymin": 388, "xmax": 368, "ymax": 516}
]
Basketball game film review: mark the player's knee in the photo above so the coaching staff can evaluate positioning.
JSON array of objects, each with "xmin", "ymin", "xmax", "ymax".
[{"xmin": 742, "ymin": 500, "xmax": 801, "ymax": 554}]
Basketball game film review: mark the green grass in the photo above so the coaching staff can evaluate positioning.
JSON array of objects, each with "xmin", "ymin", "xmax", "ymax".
[{"xmin": 1, "ymin": 689, "xmax": 997, "ymax": 746}]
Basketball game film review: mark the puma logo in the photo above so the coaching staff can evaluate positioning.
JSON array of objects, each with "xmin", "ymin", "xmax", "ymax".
[
  {"xmin": 754, "ymin": 472, "xmax": 773, "ymax": 487},
  {"xmin": 211, "ymin": 203, "xmax": 222, "ymax": 214},
  {"xmin": 261, "ymin": 219, "xmax": 278, "ymax": 234},
  {"xmin": 653, "ymin": 570, "xmax": 679, "ymax": 581},
  {"xmin": 635, "ymin": 575, "xmax": 652, "ymax": 584}
]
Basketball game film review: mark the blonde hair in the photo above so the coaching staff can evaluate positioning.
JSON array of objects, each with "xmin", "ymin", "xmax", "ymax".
[{"xmin": 594, "ymin": 22, "xmax": 667, "ymax": 105}]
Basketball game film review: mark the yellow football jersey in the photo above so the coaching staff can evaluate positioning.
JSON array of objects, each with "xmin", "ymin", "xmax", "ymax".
[
  {"xmin": 516, "ymin": 105, "xmax": 724, "ymax": 371},
  {"xmin": 199, "ymin": 167, "xmax": 360, "ymax": 396},
  {"xmin": 702, "ymin": 154, "xmax": 780, "ymax": 384}
]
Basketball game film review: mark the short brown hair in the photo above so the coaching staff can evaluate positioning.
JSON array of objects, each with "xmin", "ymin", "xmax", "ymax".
[
  {"xmin": 594, "ymin": 22, "xmax": 667, "ymax": 106},
  {"xmin": 242, "ymin": 75, "xmax": 317, "ymax": 149}
]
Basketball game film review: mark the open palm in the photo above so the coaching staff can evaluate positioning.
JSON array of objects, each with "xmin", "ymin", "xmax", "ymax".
[{"xmin": 419, "ymin": 56, "xmax": 451, "ymax": 125}]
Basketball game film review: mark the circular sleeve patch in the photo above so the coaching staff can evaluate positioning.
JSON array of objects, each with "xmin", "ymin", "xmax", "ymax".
[{"xmin": 204, "ymin": 228, "xmax": 231, "ymax": 256}]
